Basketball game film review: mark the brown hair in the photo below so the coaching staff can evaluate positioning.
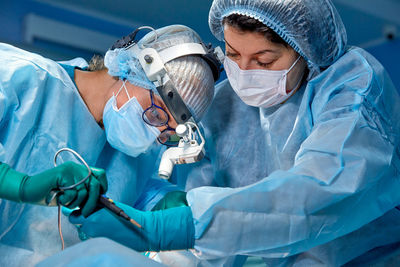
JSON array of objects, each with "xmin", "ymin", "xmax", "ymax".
[
  {"xmin": 223, "ymin": 14, "xmax": 288, "ymax": 47},
  {"xmin": 87, "ymin": 54, "xmax": 106, "ymax": 71}
]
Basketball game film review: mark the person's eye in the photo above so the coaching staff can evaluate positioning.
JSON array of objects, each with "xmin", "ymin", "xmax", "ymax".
[
  {"xmin": 256, "ymin": 60, "xmax": 273, "ymax": 68},
  {"xmin": 149, "ymin": 108, "xmax": 161, "ymax": 119},
  {"xmin": 226, "ymin": 52, "xmax": 239, "ymax": 59}
]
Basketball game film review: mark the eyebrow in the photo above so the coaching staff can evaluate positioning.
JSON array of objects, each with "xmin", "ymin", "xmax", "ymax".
[{"xmin": 225, "ymin": 39, "xmax": 278, "ymax": 55}]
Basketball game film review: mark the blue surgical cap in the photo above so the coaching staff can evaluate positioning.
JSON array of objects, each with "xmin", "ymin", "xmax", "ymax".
[
  {"xmin": 209, "ymin": 0, "xmax": 348, "ymax": 78},
  {"xmin": 104, "ymin": 48, "xmax": 156, "ymax": 90}
]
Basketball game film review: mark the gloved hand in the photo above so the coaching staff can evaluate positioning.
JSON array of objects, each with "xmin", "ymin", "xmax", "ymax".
[
  {"xmin": 0, "ymin": 161, "xmax": 107, "ymax": 217},
  {"xmin": 152, "ymin": 191, "xmax": 188, "ymax": 211},
  {"xmin": 69, "ymin": 201, "xmax": 195, "ymax": 252}
]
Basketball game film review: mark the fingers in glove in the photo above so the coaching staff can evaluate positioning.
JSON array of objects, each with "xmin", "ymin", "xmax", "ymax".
[
  {"xmin": 66, "ymin": 186, "xmax": 87, "ymax": 209},
  {"xmin": 58, "ymin": 190, "xmax": 77, "ymax": 207},
  {"xmin": 80, "ymin": 178, "xmax": 100, "ymax": 218},
  {"xmin": 68, "ymin": 209, "xmax": 84, "ymax": 225},
  {"xmin": 90, "ymin": 168, "xmax": 108, "ymax": 193}
]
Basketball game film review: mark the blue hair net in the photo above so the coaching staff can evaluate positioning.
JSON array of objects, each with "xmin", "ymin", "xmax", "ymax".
[
  {"xmin": 209, "ymin": 0, "xmax": 348, "ymax": 78},
  {"xmin": 104, "ymin": 48, "xmax": 155, "ymax": 90}
]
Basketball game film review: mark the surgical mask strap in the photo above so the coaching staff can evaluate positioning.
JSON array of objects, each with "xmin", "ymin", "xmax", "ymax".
[
  {"xmin": 286, "ymin": 56, "xmax": 301, "ymax": 75},
  {"xmin": 285, "ymin": 56, "xmax": 304, "ymax": 95},
  {"xmin": 115, "ymin": 80, "xmax": 132, "ymax": 100}
]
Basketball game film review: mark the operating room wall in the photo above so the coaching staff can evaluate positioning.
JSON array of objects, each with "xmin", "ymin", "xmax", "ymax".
[
  {"xmin": 0, "ymin": 0, "xmax": 219, "ymax": 61},
  {"xmin": 0, "ymin": 0, "xmax": 398, "ymax": 90},
  {"xmin": 0, "ymin": 0, "xmax": 136, "ymax": 60},
  {"xmin": 366, "ymin": 40, "xmax": 400, "ymax": 91}
]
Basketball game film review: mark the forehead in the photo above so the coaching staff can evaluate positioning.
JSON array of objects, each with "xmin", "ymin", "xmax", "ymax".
[{"xmin": 223, "ymin": 25, "xmax": 284, "ymax": 55}]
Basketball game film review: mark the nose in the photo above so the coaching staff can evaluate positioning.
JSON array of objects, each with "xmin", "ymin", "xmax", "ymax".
[
  {"xmin": 156, "ymin": 125, "xmax": 169, "ymax": 134},
  {"xmin": 237, "ymin": 58, "xmax": 251, "ymax": 70}
]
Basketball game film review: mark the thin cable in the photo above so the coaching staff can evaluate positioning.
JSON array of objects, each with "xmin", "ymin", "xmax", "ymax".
[
  {"xmin": 54, "ymin": 148, "xmax": 92, "ymax": 190},
  {"xmin": 53, "ymin": 147, "xmax": 92, "ymax": 250},
  {"xmin": 136, "ymin": 26, "xmax": 158, "ymax": 49},
  {"xmin": 58, "ymin": 205, "xmax": 65, "ymax": 250}
]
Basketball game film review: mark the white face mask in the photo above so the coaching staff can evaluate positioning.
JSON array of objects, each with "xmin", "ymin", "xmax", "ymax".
[{"xmin": 224, "ymin": 56, "xmax": 302, "ymax": 108}]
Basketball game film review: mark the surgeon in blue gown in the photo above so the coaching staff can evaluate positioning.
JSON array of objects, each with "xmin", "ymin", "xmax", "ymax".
[
  {"xmin": 0, "ymin": 24, "xmax": 215, "ymax": 267},
  {"xmin": 72, "ymin": 0, "xmax": 400, "ymax": 266}
]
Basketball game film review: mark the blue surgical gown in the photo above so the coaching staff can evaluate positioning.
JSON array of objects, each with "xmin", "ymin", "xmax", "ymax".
[
  {"xmin": 167, "ymin": 46, "xmax": 400, "ymax": 265},
  {"xmin": 37, "ymin": 237, "xmax": 166, "ymax": 267},
  {"xmin": 0, "ymin": 43, "xmax": 163, "ymax": 266}
]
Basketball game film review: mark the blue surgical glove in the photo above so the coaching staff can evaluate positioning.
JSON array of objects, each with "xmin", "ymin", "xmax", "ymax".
[
  {"xmin": 69, "ymin": 201, "xmax": 195, "ymax": 252},
  {"xmin": 152, "ymin": 191, "xmax": 188, "ymax": 211}
]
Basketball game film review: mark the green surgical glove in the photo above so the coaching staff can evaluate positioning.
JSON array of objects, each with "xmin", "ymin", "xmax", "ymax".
[
  {"xmin": 152, "ymin": 191, "xmax": 188, "ymax": 211},
  {"xmin": 0, "ymin": 161, "xmax": 107, "ymax": 217},
  {"xmin": 69, "ymin": 201, "xmax": 195, "ymax": 252}
]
